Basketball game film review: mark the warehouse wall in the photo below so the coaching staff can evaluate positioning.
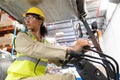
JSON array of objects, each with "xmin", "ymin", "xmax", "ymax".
[{"xmin": 102, "ymin": 3, "xmax": 120, "ymax": 67}]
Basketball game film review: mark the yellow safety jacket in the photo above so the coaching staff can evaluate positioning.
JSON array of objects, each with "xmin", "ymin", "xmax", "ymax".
[{"xmin": 5, "ymin": 32, "xmax": 48, "ymax": 80}]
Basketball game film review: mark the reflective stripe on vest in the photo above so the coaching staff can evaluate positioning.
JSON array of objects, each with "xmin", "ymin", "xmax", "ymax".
[{"xmin": 16, "ymin": 56, "xmax": 47, "ymax": 66}]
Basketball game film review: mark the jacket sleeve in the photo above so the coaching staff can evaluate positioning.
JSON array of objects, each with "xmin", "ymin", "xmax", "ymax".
[{"xmin": 15, "ymin": 32, "xmax": 68, "ymax": 60}]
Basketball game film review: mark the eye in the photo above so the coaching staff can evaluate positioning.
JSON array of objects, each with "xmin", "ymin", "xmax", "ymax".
[{"xmin": 24, "ymin": 15, "xmax": 34, "ymax": 21}]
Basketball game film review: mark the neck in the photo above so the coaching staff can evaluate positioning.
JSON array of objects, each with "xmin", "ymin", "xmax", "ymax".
[{"xmin": 30, "ymin": 29, "xmax": 42, "ymax": 41}]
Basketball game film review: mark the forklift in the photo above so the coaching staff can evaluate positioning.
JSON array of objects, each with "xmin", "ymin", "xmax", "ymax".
[{"xmin": 0, "ymin": 0, "xmax": 119, "ymax": 80}]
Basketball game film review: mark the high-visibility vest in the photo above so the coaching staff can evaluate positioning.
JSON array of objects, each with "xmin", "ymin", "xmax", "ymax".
[{"xmin": 5, "ymin": 32, "xmax": 48, "ymax": 80}]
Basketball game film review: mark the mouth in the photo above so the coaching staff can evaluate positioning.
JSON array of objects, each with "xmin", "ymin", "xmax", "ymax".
[
  {"xmin": 26, "ymin": 24, "xmax": 30, "ymax": 29},
  {"xmin": 26, "ymin": 23, "xmax": 29, "ymax": 26}
]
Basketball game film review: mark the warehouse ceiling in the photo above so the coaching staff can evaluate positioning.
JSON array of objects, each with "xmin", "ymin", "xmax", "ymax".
[
  {"xmin": 0, "ymin": 0, "xmax": 119, "ymax": 46},
  {"xmin": 0, "ymin": 0, "xmax": 106, "ymax": 23}
]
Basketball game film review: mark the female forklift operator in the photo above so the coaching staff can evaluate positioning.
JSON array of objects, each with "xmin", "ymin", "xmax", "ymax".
[{"xmin": 5, "ymin": 7, "xmax": 90, "ymax": 80}]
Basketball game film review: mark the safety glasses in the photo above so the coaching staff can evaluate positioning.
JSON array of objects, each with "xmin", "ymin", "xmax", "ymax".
[
  {"xmin": 24, "ymin": 15, "xmax": 35, "ymax": 21},
  {"xmin": 24, "ymin": 14, "xmax": 42, "ymax": 21}
]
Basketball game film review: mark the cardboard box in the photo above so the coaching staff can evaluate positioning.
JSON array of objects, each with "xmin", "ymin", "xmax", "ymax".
[
  {"xmin": 0, "ymin": 13, "xmax": 13, "ymax": 27},
  {"xmin": 0, "ymin": 33, "xmax": 13, "ymax": 47},
  {"xmin": 0, "ymin": 21, "xmax": 13, "ymax": 27}
]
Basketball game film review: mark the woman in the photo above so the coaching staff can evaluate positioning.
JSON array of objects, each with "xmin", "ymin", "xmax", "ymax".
[{"xmin": 5, "ymin": 7, "xmax": 90, "ymax": 80}]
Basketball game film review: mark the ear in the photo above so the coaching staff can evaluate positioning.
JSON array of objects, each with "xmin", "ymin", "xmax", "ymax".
[{"xmin": 39, "ymin": 20, "xmax": 43, "ymax": 24}]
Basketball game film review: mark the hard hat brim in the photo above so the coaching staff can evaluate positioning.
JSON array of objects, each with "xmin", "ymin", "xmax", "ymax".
[{"xmin": 23, "ymin": 12, "xmax": 45, "ymax": 21}]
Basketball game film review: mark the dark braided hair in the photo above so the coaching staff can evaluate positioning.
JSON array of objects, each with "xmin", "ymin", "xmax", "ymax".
[{"xmin": 40, "ymin": 22, "xmax": 48, "ymax": 37}]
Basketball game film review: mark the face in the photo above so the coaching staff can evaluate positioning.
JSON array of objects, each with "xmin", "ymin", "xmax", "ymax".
[{"xmin": 24, "ymin": 15, "xmax": 42, "ymax": 30}]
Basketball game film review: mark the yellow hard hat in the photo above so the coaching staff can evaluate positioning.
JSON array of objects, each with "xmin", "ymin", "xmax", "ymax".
[{"xmin": 23, "ymin": 7, "xmax": 45, "ymax": 21}]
